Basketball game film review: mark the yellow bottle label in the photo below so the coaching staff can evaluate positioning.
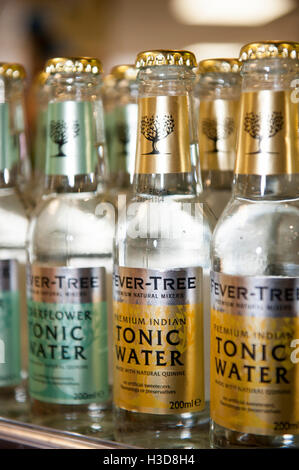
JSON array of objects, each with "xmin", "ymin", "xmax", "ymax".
[
  {"xmin": 135, "ymin": 96, "xmax": 192, "ymax": 174},
  {"xmin": 235, "ymin": 90, "xmax": 299, "ymax": 175},
  {"xmin": 210, "ymin": 272, "xmax": 299, "ymax": 435},
  {"xmin": 113, "ymin": 266, "xmax": 204, "ymax": 414},
  {"xmin": 199, "ymin": 99, "xmax": 239, "ymax": 171}
]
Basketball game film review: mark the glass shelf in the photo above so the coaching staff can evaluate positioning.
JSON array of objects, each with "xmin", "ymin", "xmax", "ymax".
[{"xmin": 0, "ymin": 415, "xmax": 135, "ymax": 449}]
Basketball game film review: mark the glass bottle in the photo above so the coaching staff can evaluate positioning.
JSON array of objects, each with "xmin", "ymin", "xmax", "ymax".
[
  {"xmin": 31, "ymin": 71, "xmax": 49, "ymax": 208},
  {"xmin": 26, "ymin": 57, "xmax": 115, "ymax": 438},
  {"xmin": 102, "ymin": 71, "xmax": 116, "ymax": 182},
  {"xmin": 0, "ymin": 63, "xmax": 29, "ymax": 419},
  {"xmin": 210, "ymin": 41, "xmax": 299, "ymax": 448},
  {"xmin": 195, "ymin": 58, "xmax": 241, "ymax": 219},
  {"xmin": 6, "ymin": 64, "xmax": 32, "ymax": 207},
  {"xmin": 104, "ymin": 64, "xmax": 138, "ymax": 201},
  {"xmin": 113, "ymin": 50, "xmax": 215, "ymax": 448}
]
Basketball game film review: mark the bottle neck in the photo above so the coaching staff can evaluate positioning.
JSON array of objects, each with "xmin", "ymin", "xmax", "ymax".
[
  {"xmin": 133, "ymin": 66, "xmax": 199, "ymax": 197},
  {"xmin": 106, "ymin": 86, "xmax": 138, "ymax": 187},
  {"xmin": 44, "ymin": 174, "xmax": 97, "ymax": 193},
  {"xmin": 202, "ymin": 169, "xmax": 234, "ymax": 191},
  {"xmin": 233, "ymin": 173, "xmax": 299, "ymax": 200},
  {"xmin": 234, "ymin": 58, "xmax": 299, "ymax": 200},
  {"xmin": 196, "ymin": 72, "xmax": 241, "ymax": 176},
  {"xmin": 43, "ymin": 74, "xmax": 103, "ymax": 194},
  {"xmin": 0, "ymin": 88, "xmax": 25, "ymax": 189},
  {"xmin": 195, "ymin": 72, "xmax": 241, "ymax": 100}
]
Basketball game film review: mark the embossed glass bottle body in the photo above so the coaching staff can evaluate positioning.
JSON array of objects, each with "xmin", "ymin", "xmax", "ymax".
[
  {"xmin": 113, "ymin": 55, "xmax": 214, "ymax": 448},
  {"xmin": 195, "ymin": 62, "xmax": 241, "ymax": 219},
  {"xmin": 0, "ymin": 65, "xmax": 29, "ymax": 418},
  {"xmin": 26, "ymin": 60, "xmax": 114, "ymax": 436},
  {"xmin": 210, "ymin": 50, "xmax": 299, "ymax": 448}
]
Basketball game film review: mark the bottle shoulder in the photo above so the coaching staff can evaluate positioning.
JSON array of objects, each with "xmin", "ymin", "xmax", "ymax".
[
  {"xmin": 212, "ymin": 197, "xmax": 299, "ymax": 276},
  {"xmin": 120, "ymin": 195, "xmax": 215, "ymax": 237},
  {"xmin": 213, "ymin": 197, "xmax": 299, "ymax": 238},
  {"xmin": 31, "ymin": 192, "xmax": 115, "ymax": 222},
  {"xmin": 28, "ymin": 192, "xmax": 115, "ymax": 252},
  {"xmin": 115, "ymin": 196, "xmax": 213, "ymax": 270}
]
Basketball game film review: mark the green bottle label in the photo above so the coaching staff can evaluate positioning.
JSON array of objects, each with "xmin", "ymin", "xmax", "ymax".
[
  {"xmin": 106, "ymin": 104, "xmax": 137, "ymax": 176},
  {"xmin": 0, "ymin": 260, "xmax": 21, "ymax": 387},
  {"xmin": 45, "ymin": 101, "xmax": 98, "ymax": 176},
  {"xmin": 0, "ymin": 103, "xmax": 18, "ymax": 171},
  {"xmin": 27, "ymin": 265, "xmax": 109, "ymax": 405}
]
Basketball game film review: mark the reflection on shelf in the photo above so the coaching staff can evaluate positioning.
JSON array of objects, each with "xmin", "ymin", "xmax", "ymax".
[{"xmin": 0, "ymin": 416, "xmax": 135, "ymax": 449}]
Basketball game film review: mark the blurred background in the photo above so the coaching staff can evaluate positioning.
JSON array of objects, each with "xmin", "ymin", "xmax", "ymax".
[
  {"xmin": 0, "ymin": 0, "xmax": 298, "ymax": 144},
  {"xmin": 0, "ymin": 0, "xmax": 298, "ymax": 76}
]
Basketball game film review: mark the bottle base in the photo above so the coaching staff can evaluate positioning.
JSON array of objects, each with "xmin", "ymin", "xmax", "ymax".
[
  {"xmin": 30, "ymin": 399, "xmax": 115, "ymax": 440},
  {"xmin": 113, "ymin": 406, "xmax": 211, "ymax": 449},
  {"xmin": 0, "ymin": 382, "xmax": 29, "ymax": 421},
  {"xmin": 210, "ymin": 421, "xmax": 299, "ymax": 449}
]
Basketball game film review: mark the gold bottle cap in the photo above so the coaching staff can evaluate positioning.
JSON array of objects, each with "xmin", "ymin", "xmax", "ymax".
[
  {"xmin": 110, "ymin": 64, "xmax": 138, "ymax": 81},
  {"xmin": 34, "ymin": 71, "xmax": 49, "ymax": 86},
  {"xmin": 103, "ymin": 73, "xmax": 116, "ymax": 87},
  {"xmin": 197, "ymin": 58, "xmax": 241, "ymax": 74},
  {"xmin": 45, "ymin": 57, "xmax": 103, "ymax": 75},
  {"xmin": 135, "ymin": 50, "xmax": 197, "ymax": 68},
  {"xmin": 0, "ymin": 63, "xmax": 26, "ymax": 80},
  {"xmin": 240, "ymin": 41, "xmax": 299, "ymax": 61}
]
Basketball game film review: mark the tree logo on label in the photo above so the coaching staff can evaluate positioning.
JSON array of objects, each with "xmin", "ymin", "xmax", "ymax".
[
  {"xmin": 244, "ymin": 111, "xmax": 284, "ymax": 154},
  {"xmin": 50, "ymin": 120, "xmax": 80, "ymax": 157},
  {"xmin": 202, "ymin": 117, "xmax": 234, "ymax": 153},
  {"xmin": 141, "ymin": 114, "xmax": 175, "ymax": 154}
]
